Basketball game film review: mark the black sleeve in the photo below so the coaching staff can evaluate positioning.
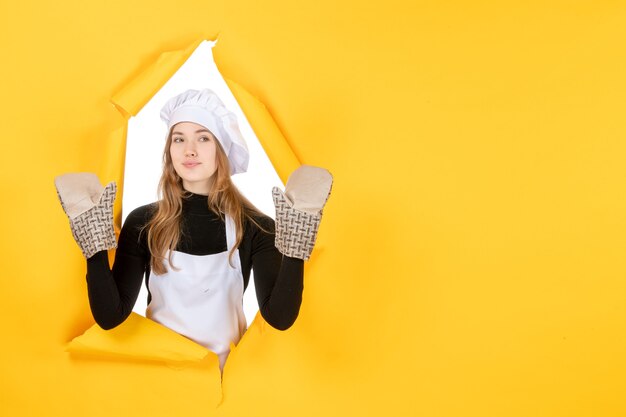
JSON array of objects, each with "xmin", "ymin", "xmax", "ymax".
[
  {"xmin": 250, "ymin": 216, "xmax": 305, "ymax": 331},
  {"xmin": 85, "ymin": 206, "xmax": 150, "ymax": 330}
]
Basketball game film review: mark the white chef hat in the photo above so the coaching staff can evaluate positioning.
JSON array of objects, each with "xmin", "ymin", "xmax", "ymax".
[{"xmin": 160, "ymin": 88, "xmax": 249, "ymax": 175}]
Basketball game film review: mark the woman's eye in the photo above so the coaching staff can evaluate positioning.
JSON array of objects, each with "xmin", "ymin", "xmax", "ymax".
[{"xmin": 173, "ymin": 136, "xmax": 210, "ymax": 142}]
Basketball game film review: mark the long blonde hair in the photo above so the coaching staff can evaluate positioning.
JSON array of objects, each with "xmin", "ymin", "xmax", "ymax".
[{"xmin": 144, "ymin": 129, "xmax": 269, "ymax": 275}]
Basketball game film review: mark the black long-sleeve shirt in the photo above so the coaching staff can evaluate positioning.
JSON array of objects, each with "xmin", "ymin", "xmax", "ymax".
[{"xmin": 85, "ymin": 192, "xmax": 304, "ymax": 331}]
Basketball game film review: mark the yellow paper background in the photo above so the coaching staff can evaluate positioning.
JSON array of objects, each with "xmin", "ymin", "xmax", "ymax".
[{"xmin": 1, "ymin": 1, "xmax": 626, "ymax": 416}]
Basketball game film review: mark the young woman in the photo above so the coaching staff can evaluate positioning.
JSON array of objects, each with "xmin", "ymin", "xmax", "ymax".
[{"xmin": 55, "ymin": 88, "xmax": 333, "ymax": 372}]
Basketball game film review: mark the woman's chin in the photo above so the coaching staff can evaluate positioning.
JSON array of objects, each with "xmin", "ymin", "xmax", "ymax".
[{"xmin": 181, "ymin": 178, "xmax": 213, "ymax": 192}]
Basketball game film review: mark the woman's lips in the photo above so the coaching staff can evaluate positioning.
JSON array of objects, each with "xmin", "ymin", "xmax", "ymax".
[{"xmin": 183, "ymin": 162, "xmax": 200, "ymax": 168}]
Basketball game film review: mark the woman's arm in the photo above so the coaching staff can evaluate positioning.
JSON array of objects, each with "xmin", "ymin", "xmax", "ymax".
[
  {"xmin": 253, "ymin": 165, "xmax": 332, "ymax": 329},
  {"xmin": 85, "ymin": 206, "xmax": 150, "ymax": 330},
  {"xmin": 250, "ymin": 216, "xmax": 305, "ymax": 331}
]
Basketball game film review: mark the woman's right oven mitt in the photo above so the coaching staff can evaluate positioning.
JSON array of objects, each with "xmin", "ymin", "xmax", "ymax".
[
  {"xmin": 54, "ymin": 172, "xmax": 117, "ymax": 259},
  {"xmin": 272, "ymin": 165, "xmax": 333, "ymax": 260}
]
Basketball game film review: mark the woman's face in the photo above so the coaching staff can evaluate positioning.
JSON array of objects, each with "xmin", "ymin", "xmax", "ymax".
[{"xmin": 169, "ymin": 121, "xmax": 218, "ymax": 195}]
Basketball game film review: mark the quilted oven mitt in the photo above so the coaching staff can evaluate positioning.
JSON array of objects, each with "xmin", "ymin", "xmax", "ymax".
[
  {"xmin": 272, "ymin": 165, "xmax": 333, "ymax": 260},
  {"xmin": 54, "ymin": 173, "xmax": 117, "ymax": 258}
]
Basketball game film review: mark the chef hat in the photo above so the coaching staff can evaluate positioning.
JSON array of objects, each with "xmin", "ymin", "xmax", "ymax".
[{"xmin": 160, "ymin": 88, "xmax": 249, "ymax": 175}]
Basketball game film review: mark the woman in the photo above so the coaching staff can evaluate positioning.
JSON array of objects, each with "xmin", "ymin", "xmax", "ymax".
[{"xmin": 55, "ymin": 88, "xmax": 333, "ymax": 372}]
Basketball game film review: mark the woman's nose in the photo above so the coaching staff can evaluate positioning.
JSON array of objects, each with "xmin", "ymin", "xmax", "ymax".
[{"xmin": 184, "ymin": 147, "xmax": 197, "ymax": 157}]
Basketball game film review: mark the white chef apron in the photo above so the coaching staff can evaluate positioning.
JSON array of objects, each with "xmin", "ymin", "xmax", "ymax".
[{"xmin": 146, "ymin": 214, "xmax": 247, "ymax": 371}]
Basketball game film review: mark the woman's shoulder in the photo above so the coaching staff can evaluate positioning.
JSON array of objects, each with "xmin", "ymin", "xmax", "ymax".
[
  {"xmin": 124, "ymin": 202, "xmax": 158, "ymax": 228},
  {"xmin": 244, "ymin": 209, "xmax": 275, "ymax": 234},
  {"xmin": 118, "ymin": 202, "xmax": 158, "ymax": 251}
]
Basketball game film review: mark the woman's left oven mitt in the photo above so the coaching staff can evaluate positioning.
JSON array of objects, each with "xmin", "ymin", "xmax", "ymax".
[{"xmin": 54, "ymin": 173, "xmax": 117, "ymax": 258}]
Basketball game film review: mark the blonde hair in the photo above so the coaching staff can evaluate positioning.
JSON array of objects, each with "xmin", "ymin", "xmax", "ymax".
[{"xmin": 144, "ymin": 128, "xmax": 269, "ymax": 275}]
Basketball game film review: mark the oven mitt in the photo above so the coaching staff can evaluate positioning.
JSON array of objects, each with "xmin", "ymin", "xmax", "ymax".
[
  {"xmin": 272, "ymin": 165, "xmax": 333, "ymax": 260},
  {"xmin": 54, "ymin": 173, "xmax": 117, "ymax": 259}
]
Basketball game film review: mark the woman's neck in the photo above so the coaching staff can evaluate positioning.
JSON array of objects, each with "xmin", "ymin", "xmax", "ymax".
[
  {"xmin": 182, "ymin": 178, "xmax": 214, "ymax": 195},
  {"xmin": 181, "ymin": 191, "xmax": 214, "ymax": 215}
]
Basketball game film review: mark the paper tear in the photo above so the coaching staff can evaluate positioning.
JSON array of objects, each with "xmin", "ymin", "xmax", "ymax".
[
  {"xmin": 66, "ymin": 312, "xmax": 213, "ymax": 365},
  {"xmin": 225, "ymin": 77, "xmax": 301, "ymax": 184},
  {"xmin": 110, "ymin": 38, "xmax": 206, "ymax": 117},
  {"xmin": 73, "ymin": 37, "xmax": 307, "ymax": 404}
]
